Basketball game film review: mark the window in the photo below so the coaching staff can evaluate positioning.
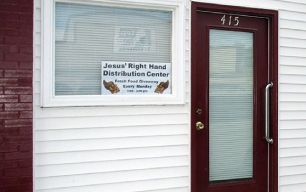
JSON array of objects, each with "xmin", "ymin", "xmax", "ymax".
[{"xmin": 42, "ymin": 0, "xmax": 185, "ymax": 106}]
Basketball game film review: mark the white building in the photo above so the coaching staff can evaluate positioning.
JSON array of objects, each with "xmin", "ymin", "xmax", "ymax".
[{"xmin": 33, "ymin": 0, "xmax": 306, "ymax": 192}]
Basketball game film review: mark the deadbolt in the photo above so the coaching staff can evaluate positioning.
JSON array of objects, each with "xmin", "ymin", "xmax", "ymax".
[
  {"xmin": 196, "ymin": 108, "xmax": 202, "ymax": 115},
  {"xmin": 196, "ymin": 121, "xmax": 205, "ymax": 130}
]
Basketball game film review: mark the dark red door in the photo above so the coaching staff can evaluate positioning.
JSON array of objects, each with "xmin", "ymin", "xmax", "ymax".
[{"xmin": 191, "ymin": 3, "xmax": 278, "ymax": 192}]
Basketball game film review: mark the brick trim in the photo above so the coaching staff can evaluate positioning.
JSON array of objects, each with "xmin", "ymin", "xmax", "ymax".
[{"xmin": 0, "ymin": 0, "xmax": 33, "ymax": 191}]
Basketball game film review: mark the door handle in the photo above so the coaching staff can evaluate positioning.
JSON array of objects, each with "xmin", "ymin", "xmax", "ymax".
[
  {"xmin": 265, "ymin": 82, "xmax": 273, "ymax": 144},
  {"xmin": 196, "ymin": 121, "xmax": 205, "ymax": 131}
]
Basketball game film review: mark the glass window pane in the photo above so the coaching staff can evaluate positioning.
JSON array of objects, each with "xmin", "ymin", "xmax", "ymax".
[
  {"xmin": 209, "ymin": 29, "xmax": 254, "ymax": 182},
  {"xmin": 55, "ymin": 2, "xmax": 172, "ymax": 95}
]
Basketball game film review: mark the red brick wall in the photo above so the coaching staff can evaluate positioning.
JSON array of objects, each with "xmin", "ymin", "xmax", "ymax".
[{"xmin": 0, "ymin": 0, "xmax": 33, "ymax": 191}]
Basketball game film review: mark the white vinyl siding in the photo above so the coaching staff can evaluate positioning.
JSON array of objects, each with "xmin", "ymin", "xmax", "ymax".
[
  {"xmin": 278, "ymin": 4, "xmax": 306, "ymax": 192},
  {"xmin": 34, "ymin": 0, "xmax": 306, "ymax": 192},
  {"xmin": 34, "ymin": 0, "xmax": 190, "ymax": 191}
]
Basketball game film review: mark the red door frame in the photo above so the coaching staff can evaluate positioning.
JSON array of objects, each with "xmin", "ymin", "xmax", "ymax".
[{"xmin": 191, "ymin": 2, "xmax": 278, "ymax": 192}]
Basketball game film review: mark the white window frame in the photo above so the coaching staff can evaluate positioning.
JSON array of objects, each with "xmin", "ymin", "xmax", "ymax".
[{"xmin": 41, "ymin": 0, "xmax": 185, "ymax": 107}]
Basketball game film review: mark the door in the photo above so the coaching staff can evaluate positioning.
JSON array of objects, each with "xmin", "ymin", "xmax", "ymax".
[{"xmin": 191, "ymin": 3, "xmax": 278, "ymax": 192}]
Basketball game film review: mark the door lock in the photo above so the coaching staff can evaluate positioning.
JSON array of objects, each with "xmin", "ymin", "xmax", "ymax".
[
  {"xmin": 196, "ymin": 121, "xmax": 205, "ymax": 130},
  {"xmin": 196, "ymin": 108, "xmax": 202, "ymax": 115}
]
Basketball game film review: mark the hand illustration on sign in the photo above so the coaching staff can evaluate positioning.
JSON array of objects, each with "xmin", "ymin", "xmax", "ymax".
[
  {"xmin": 103, "ymin": 80, "xmax": 120, "ymax": 94},
  {"xmin": 154, "ymin": 80, "xmax": 169, "ymax": 94}
]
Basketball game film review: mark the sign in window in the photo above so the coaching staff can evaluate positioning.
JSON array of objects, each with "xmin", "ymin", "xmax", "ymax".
[{"xmin": 55, "ymin": 2, "xmax": 172, "ymax": 96}]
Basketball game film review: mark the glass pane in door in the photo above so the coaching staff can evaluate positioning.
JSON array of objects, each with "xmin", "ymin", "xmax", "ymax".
[{"xmin": 209, "ymin": 29, "xmax": 254, "ymax": 182}]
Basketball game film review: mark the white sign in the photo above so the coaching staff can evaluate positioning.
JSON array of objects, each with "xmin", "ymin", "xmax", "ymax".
[
  {"xmin": 113, "ymin": 27, "xmax": 156, "ymax": 53},
  {"xmin": 101, "ymin": 61, "xmax": 171, "ymax": 95}
]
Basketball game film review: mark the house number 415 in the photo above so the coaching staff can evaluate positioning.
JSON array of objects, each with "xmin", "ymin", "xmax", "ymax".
[{"xmin": 221, "ymin": 15, "xmax": 239, "ymax": 26}]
